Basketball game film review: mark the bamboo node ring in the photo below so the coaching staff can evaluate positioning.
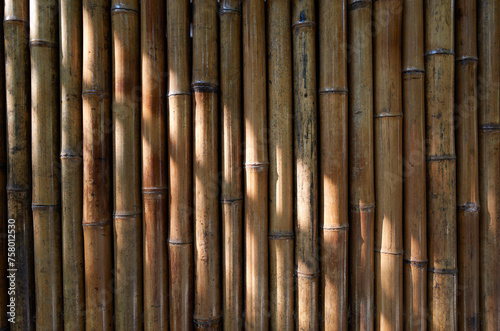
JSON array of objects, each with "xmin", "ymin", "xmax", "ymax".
[
  {"xmin": 424, "ymin": 49, "xmax": 454, "ymax": 57},
  {"xmin": 29, "ymin": 40, "xmax": 57, "ymax": 49},
  {"xmin": 291, "ymin": 21, "xmax": 316, "ymax": 29},
  {"xmin": 295, "ymin": 270, "xmax": 321, "ymax": 279},
  {"xmin": 318, "ymin": 88, "xmax": 348, "ymax": 94},
  {"xmin": 348, "ymin": 0, "xmax": 372, "ymax": 11},
  {"xmin": 426, "ymin": 154, "xmax": 457, "ymax": 162},
  {"xmin": 428, "ymin": 267, "xmax": 458, "ymax": 275},
  {"xmin": 457, "ymin": 203, "xmax": 480, "ymax": 213},
  {"xmin": 193, "ymin": 316, "xmax": 222, "ymax": 326},
  {"xmin": 479, "ymin": 124, "xmax": 500, "ymax": 132},
  {"xmin": 321, "ymin": 224, "xmax": 349, "ymax": 231},
  {"xmin": 268, "ymin": 232, "xmax": 294, "ymax": 240},
  {"xmin": 403, "ymin": 259, "xmax": 428, "ymax": 268}
]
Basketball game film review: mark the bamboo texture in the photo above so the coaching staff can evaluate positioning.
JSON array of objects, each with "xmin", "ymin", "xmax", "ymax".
[
  {"xmin": 167, "ymin": 0, "xmax": 193, "ymax": 329},
  {"xmin": 267, "ymin": 0, "xmax": 294, "ymax": 330},
  {"xmin": 82, "ymin": 0, "xmax": 113, "ymax": 329},
  {"xmin": 402, "ymin": 0, "xmax": 427, "ymax": 329},
  {"xmin": 0, "ymin": 1, "xmax": 7, "ymax": 328},
  {"xmin": 220, "ymin": 0, "xmax": 243, "ymax": 329}
]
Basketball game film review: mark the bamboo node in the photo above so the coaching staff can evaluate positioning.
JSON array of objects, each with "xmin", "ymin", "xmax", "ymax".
[
  {"xmin": 29, "ymin": 40, "xmax": 57, "ymax": 49},
  {"xmin": 3, "ymin": 16, "xmax": 29, "ymax": 25},
  {"xmin": 31, "ymin": 204, "xmax": 61, "ymax": 210},
  {"xmin": 426, "ymin": 154, "xmax": 457, "ymax": 162},
  {"xmin": 82, "ymin": 220, "xmax": 112, "ymax": 227},
  {"xmin": 60, "ymin": 154, "xmax": 83, "ymax": 160},
  {"xmin": 268, "ymin": 232, "xmax": 294, "ymax": 240},
  {"xmin": 168, "ymin": 239, "xmax": 194, "ymax": 245},
  {"xmin": 191, "ymin": 82, "xmax": 219, "ymax": 93},
  {"xmin": 113, "ymin": 211, "xmax": 142, "ymax": 219},
  {"xmin": 82, "ymin": 91, "xmax": 111, "ymax": 99},
  {"xmin": 349, "ymin": 203, "xmax": 375, "ymax": 211},
  {"xmin": 295, "ymin": 270, "xmax": 320, "ymax": 279},
  {"xmin": 479, "ymin": 124, "xmax": 500, "ymax": 132},
  {"xmin": 193, "ymin": 317, "xmax": 221, "ymax": 326},
  {"xmin": 348, "ymin": 0, "xmax": 372, "ymax": 11},
  {"xmin": 455, "ymin": 56, "xmax": 478, "ymax": 63},
  {"xmin": 403, "ymin": 259, "xmax": 428, "ymax": 268},
  {"xmin": 221, "ymin": 197, "xmax": 243, "ymax": 204},
  {"xmin": 244, "ymin": 162, "xmax": 269, "ymax": 169},
  {"xmin": 220, "ymin": 7, "xmax": 241, "ymax": 16},
  {"xmin": 424, "ymin": 49, "xmax": 454, "ymax": 57},
  {"xmin": 457, "ymin": 203, "xmax": 480, "ymax": 213},
  {"xmin": 6, "ymin": 186, "xmax": 30, "ymax": 192},
  {"xmin": 318, "ymin": 88, "xmax": 348, "ymax": 95},
  {"xmin": 374, "ymin": 248, "xmax": 404, "ymax": 255},
  {"xmin": 110, "ymin": 6, "xmax": 139, "ymax": 14},
  {"xmin": 403, "ymin": 68, "xmax": 425, "ymax": 74},
  {"xmin": 374, "ymin": 112, "xmax": 403, "ymax": 119},
  {"xmin": 321, "ymin": 224, "xmax": 349, "ymax": 231},
  {"xmin": 168, "ymin": 91, "xmax": 192, "ymax": 97},
  {"xmin": 141, "ymin": 187, "xmax": 168, "ymax": 193},
  {"xmin": 291, "ymin": 21, "xmax": 316, "ymax": 30},
  {"xmin": 428, "ymin": 267, "xmax": 458, "ymax": 275}
]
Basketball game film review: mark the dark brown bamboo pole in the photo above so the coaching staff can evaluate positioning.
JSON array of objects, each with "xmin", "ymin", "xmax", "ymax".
[
  {"xmin": 167, "ymin": 0, "xmax": 193, "ymax": 329},
  {"xmin": 141, "ymin": 0, "xmax": 168, "ymax": 329},
  {"xmin": 82, "ymin": 0, "xmax": 113, "ymax": 329},
  {"xmin": 402, "ymin": 0, "xmax": 427, "ymax": 329},
  {"xmin": 0, "ymin": 1, "xmax": 7, "ymax": 328},
  {"xmin": 220, "ymin": 0, "xmax": 243, "ymax": 329},
  {"xmin": 318, "ymin": 0, "xmax": 348, "ymax": 329},
  {"xmin": 478, "ymin": 1, "xmax": 500, "ymax": 329},
  {"xmin": 193, "ymin": 0, "xmax": 220, "ymax": 329},
  {"xmin": 4, "ymin": 1, "xmax": 35, "ymax": 329},
  {"xmin": 455, "ymin": 0, "xmax": 480, "ymax": 329},
  {"xmin": 347, "ymin": 0, "xmax": 375, "ymax": 329},
  {"xmin": 267, "ymin": 0, "xmax": 293, "ymax": 330},
  {"xmin": 111, "ymin": 0, "xmax": 142, "ymax": 328},
  {"xmin": 424, "ymin": 0, "xmax": 457, "ymax": 329}
]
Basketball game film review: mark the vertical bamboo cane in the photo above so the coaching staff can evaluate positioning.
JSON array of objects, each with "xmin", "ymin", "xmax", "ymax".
[
  {"xmin": 478, "ymin": 1, "xmax": 500, "ymax": 329},
  {"xmin": 82, "ymin": 0, "xmax": 113, "ymax": 329},
  {"xmin": 455, "ymin": 1, "xmax": 480, "ymax": 329},
  {"xmin": 402, "ymin": 0, "xmax": 427, "ymax": 329},
  {"xmin": 220, "ymin": 0, "xmax": 243, "ymax": 329},
  {"xmin": 111, "ymin": 0, "xmax": 142, "ymax": 328},
  {"xmin": 267, "ymin": 0, "xmax": 294, "ymax": 330},
  {"xmin": 4, "ymin": 1, "xmax": 35, "ymax": 329},
  {"xmin": 243, "ymin": 1, "xmax": 269, "ymax": 329},
  {"xmin": 348, "ymin": 0, "xmax": 375, "ymax": 329},
  {"xmin": 193, "ymin": 0, "xmax": 220, "ymax": 329},
  {"xmin": 424, "ymin": 0, "xmax": 457, "ymax": 329},
  {"xmin": 0, "ymin": 1, "xmax": 7, "ymax": 328},
  {"xmin": 318, "ymin": 0, "xmax": 348, "ymax": 329},
  {"xmin": 141, "ymin": 0, "xmax": 168, "ymax": 329},
  {"xmin": 167, "ymin": 0, "xmax": 193, "ymax": 329}
]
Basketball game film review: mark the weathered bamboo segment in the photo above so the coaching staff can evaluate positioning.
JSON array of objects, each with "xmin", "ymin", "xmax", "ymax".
[
  {"xmin": 347, "ymin": 0, "xmax": 375, "ymax": 329},
  {"xmin": 82, "ymin": 0, "xmax": 113, "ymax": 329},
  {"xmin": 373, "ymin": 1, "xmax": 403, "ymax": 329},
  {"xmin": 167, "ymin": 0, "xmax": 193, "ymax": 329},
  {"xmin": 455, "ymin": 0, "xmax": 480, "ymax": 329},
  {"xmin": 402, "ymin": 0, "xmax": 427, "ymax": 329},
  {"xmin": 111, "ymin": 0, "xmax": 142, "ymax": 329},
  {"xmin": 141, "ymin": 0, "xmax": 168, "ymax": 329},
  {"xmin": 478, "ymin": 1, "xmax": 500, "ymax": 329},
  {"xmin": 0, "ymin": 1, "xmax": 7, "ymax": 328},
  {"xmin": 220, "ymin": 0, "xmax": 243, "ymax": 329},
  {"xmin": 424, "ymin": 0, "xmax": 457, "ymax": 329},
  {"xmin": 4, "ymin": 1, "xmax": 35, "ymax": 329},
  {"xmin": 318, "ymin": 0, "xmax": 348, "ymax": 329},
  {"xmin": 267, "ymin": 0, "xmax": 294, "ymax": 330},
  {"xmin": 192, "ymin": 0, "xmax": 221, "ymax": 329}
]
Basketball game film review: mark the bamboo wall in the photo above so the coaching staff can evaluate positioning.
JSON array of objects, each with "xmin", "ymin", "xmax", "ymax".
[{"xmin": 0, "ymin": 0, "xmax": 499, "ymax": 330}]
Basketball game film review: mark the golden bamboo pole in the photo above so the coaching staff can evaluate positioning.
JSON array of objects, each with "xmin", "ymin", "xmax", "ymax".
[
  {"xmin": 82, "ymin": 0, "xmax": 113, "ymax": 329},
  {"xmin": 220, "ymin": 0, "xmax": 243, "ymax": 329},
  {"xmin": 318, "ymin": 0, "xmax": 348, "ymax": 328},
  {"xmin": 402, "ymin": 0, "xmax": 427, "ymax": 329},
  {"xmin": 0, "ymin": 1, "xmax": 7, "ymax": 328},
  {"xmin": 347, "ymin": 0, "xmax": 375, "ymax": 329},
  {"xmin": 267, "ymin": 0, "xmax": 293, "ymax": 330},
  {"xmin": 424, "ymin": 0, "xmax": 457, "ymax": 329},
  {"xmin": 478, "ymin": 1, "xmax": 500, "ymax": 329},
  {"xmin": 141, "ymin": 0, "xmax": 168, "ymax": 329},
  {"xmin": 167, "ymin": 0, "xmax": 193, "ymax": 329},
  {"xmin": 4, "ymin": 1, "xmax": 35, "ymax": 329},
  {"xmin": 111, "ymin": 0, "xmax": 142, "ymax": 328},
  {"xmin": 193, "ymin": 0, "xmax": 220, "ymax": 329}
]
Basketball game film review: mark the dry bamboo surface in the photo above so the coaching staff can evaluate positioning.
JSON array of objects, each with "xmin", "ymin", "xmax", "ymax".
[
  {"xmin": 167, "ymin": 0, "xmax": 193, "ymax": 329},
  {"xmin": 318, "ymin": 0, "xmax": 348, "ymax": 329},
  {"xmin": 402, "ymin": 0, "xmax": 427, "ymax": 329},
  {"xmin": 0, "ymin": 1, "xmax": 7, "ymax": 328},
  {"xmin": 478, "ymin": 0, "xmax": 500, "ymax": 329},
  {"xmin": 82, "ymin": 0, "xmax": 113, "ymax": 329},
  {"xmin": 4, "ymin": 0, "xmax": 35, "ymax": 329},
  {"xmin": 220, "ymin": 0, "xmax": 243, "ymax": 329},
  {"xmin": 192, "ymin": 0, "xmax": 221, "ymax": 329},
  {"xmin": 347, "ymin": 0, "xmax": 375, "ymax": 329},
  {"xmin": 267, "ymin": 0, "xmax": 294, "ymax": 330}
]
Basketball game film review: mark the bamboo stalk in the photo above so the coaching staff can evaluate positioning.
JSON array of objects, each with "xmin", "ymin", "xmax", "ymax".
[
  {"xmin": 220, "ymin": 0, "xmax": 243, "ymax": 329},
  {"xmin": 167, "ymin": 0, "xmax": 193, "ymax": 329},
  {"xmin": 82, "ymin": 0, "xmax": 113, "ymax": 329},
  {"xmin": 4, "ymin": 1, "xmax": 35, "ymax": 329},
  {"xmin": 347, "ymin": 0, "xmax": 375, "ymax": 329},
  {"xmin": 0, "ymin": 1, "xmax": 7, "ymax": 328},
  {"xmin": 424, "ymin": 0, "xmax": 457, "ymax": 329},
  {"xmin": 373, "ymin": 1, "xmax": 403, "ymax": 329},
  {"xmin": 267, "ymin": 0, "xmax": 293, "ymax": 330},
  {"xmin": 402, "ymin": 0, "xmax": 427, "ymax": 329},
  {"xmin": 192, "ymin": 0, "xmax": 221, "ymax": 329},
  {"xmin": 111, "ymin": 0, "xmax": 142, "ymax": 329},
  {"xmin": 478, "ymin": 0, "xmax": 500, "ymax": 329}
]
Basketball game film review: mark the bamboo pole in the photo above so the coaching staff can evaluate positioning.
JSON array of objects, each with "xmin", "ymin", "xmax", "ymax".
[
  {"xmin": 220, "ymin": 0, "xmax": 243, "ymax": 329},
  {"xmin": 4, "ymin": 1, "xmax": 35, "ymax": 329},
  {"xmin": 167, "ymin": 0, "xmax": 193, "ymax": 329},
  {"xmin": 424, "ymin": 0, "xmax": 457, "ymax": 329},
  {"xmin": 192, "ymin": 0, "xmax": 221, "ymax": 329},
  {"xmin": 141, "ymin": 0, "xmax": 168, "ymax": 329},
  {"xmin": 82, "ymin": 0, "xmax": 113, "ymax": 329},
  {"xmin": 0, "ymin": 1, "xmax": 7, "ymax": 328},
  {"xmin": 267, "ymin": 0, "xmax": 293, "ymax": 330},
  {"xmin": 402, "ymin": 0, "xmax": 427, "ymax": 329},
  {"xmin": 373, "ymin": 1, "xmax": 403, "ymax": 329},
  {"xmin": 347, "ymin": 0, "xmax": 375, "ymax": 329},
  {"xmin": 318, "ymin": 0, "xmax": 348, "ymax": 329},
  {"xmin": 243, "ymin": 1, "xmax": 269, "ymax": 329},
  {"xmin": 111, "ymin": 0, "xmax": 142, "ymax": 329},
  {"xmin": 478, "ymin": 1, "xmax": 500, "ymax": 329}
]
